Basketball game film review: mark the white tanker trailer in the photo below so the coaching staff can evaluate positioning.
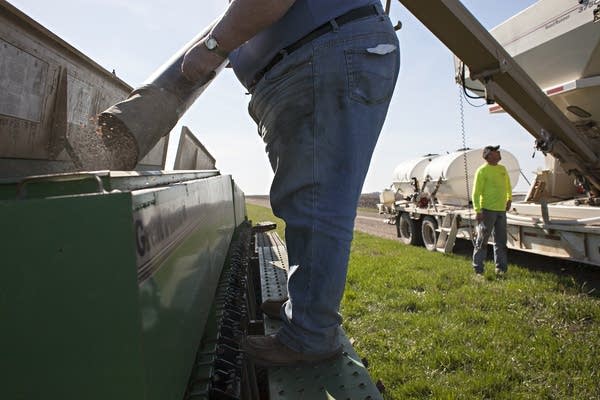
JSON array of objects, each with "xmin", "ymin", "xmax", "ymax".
[
  {"xmin": 379, "ymin": 0, "xmax": 600, "ymax": 265},
  {"xmin": 378, "ymin": 145, "xmax": 600, "ymax": 265},
  {"xmin": 378, "ymin": 0, "xmax": 600, "ymax": 266},
  {"xmin": 422, "ymin": 148, "xmax": 520, "ymax": 206},
  {"xmin": 387, "ymin": 149, "xmax": 519, "ymax": 207}
]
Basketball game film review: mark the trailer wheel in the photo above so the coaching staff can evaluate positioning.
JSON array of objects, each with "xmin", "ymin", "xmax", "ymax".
[
  {"xmin": 397, "ymin": 213, "xmax": 422, "ymax": 246},
  {"xmin": 421, "ymin": 216, "xmax": 438, "ymax": 251}
]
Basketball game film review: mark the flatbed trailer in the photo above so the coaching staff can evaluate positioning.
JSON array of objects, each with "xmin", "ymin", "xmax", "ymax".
[{"xmin": 379, "ymin": 197, "xmax": 600, "ymax": 267}]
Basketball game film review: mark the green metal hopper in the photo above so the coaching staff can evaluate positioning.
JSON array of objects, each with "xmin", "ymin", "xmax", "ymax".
[{"xmin": 0, "ymin": 170, "xmax": 246, "ymax": 400}]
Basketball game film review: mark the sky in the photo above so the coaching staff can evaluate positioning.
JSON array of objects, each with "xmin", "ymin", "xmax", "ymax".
[{"xmin": 9, "ymin": 0, "xmax": 542, "ymax": 194}]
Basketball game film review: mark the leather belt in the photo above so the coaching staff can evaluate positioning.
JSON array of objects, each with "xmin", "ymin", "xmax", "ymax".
[{"xmin": 252, "ymin": 4, "xmax": 380, "ymax": 86}]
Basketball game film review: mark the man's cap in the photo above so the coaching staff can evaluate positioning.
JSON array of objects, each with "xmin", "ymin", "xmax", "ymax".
[{"xmin": 482, "ymin": 145, "xmax": 500, "ymax": 159}]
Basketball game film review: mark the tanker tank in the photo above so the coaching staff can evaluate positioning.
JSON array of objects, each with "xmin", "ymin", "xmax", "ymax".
[
  {"xmin": 423, "ymin": 148, "xmax": 520, "ymax": 206},
  {"xmin": 391, "ymin": 154, "xmax": 440, "ymax": 195}
]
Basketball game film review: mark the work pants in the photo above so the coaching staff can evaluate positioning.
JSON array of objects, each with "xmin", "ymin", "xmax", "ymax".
[
  {"xmin": 472, "ymin": 209, "xmax": 508, "ymax": 273},
  {"xmin": 248, "ymin": 7, "xmax": 399, "ymax": 354}
]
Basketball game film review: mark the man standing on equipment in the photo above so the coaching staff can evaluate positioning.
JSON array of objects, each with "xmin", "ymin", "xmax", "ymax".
[
  {"xmin": 472, "ymin": 145, "xmax": 512, "ymax": 276},
  {"xmin": 181, "ymin": 0, "xmax": 399, "ymax": 366}
]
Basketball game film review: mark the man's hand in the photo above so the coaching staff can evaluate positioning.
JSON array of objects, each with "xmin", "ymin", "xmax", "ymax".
[
  {"xmin": 181, "ymin": 0, "xmax": 296, "ymax": 83},
  {"xmin": 476, "ymin": 212, "xmax": 483, "ymax": 223},
  {"xmin": 506, "ymin": 200, "xmax": 512, "ymax": 211},
  {"xmin": 181, "ymin": 38, "xmax": 225, "ymax": 83}
]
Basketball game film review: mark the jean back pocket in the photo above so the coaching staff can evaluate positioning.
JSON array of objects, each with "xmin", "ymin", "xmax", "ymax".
[{"xmin": 345, "ymin": 42, "xmax": 399, "ymax": 105}]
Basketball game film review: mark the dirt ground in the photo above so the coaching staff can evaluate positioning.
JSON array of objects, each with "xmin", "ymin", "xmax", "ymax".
[{"xmin": 245, "ymin": 195, "xmax": 600, "ymax": 295}]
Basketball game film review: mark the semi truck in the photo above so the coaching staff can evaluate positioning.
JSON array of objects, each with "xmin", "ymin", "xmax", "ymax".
[{"xmin": 378, "ymin": 0, "xmax": 600, "ymax": 267}]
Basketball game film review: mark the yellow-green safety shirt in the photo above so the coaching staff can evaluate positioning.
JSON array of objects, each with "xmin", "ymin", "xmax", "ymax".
[{"xmin": 472, "ymin": 163, "xmax": 512, "ymax": 213}]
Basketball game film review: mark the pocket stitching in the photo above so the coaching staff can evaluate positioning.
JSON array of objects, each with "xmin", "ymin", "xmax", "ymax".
[
  {"xmin": 264, "ymin": 57, "xmax": 313, "ymax": 84},
  {"xmin": 345, "ymin": 47, "xmax": 397, "ymax": 105}
]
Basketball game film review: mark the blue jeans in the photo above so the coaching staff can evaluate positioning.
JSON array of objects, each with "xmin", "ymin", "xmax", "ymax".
[
  {"xmin": 248, "ymin": 6, "xmax": 399, "ymax": 354},
  {"xmin": 472, "ymin": 210, "xmax": 508, "ymax": 273}
]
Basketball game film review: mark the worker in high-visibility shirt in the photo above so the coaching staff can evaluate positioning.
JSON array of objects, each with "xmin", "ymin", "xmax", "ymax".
[{"xmin": 472, "ymin": 145, "xmax": 512, "ymax": 276}]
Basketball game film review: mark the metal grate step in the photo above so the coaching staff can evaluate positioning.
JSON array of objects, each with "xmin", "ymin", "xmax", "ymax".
[{"xmin": 255, "ymin": 230, "xmax": 383, "ymax": 400}]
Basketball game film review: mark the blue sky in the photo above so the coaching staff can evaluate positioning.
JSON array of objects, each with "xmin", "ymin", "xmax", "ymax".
[{"xmin": 10, "ymin": 0, "xmax": 541, "ymax": 194}]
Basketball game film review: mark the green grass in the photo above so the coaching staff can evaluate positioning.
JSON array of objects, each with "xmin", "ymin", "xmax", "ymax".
[
  {"xmin": 357, "ymin": 206, "xmax": 379, "ymax": 214},
  {"xmin": 246, "ymin": 203, "xmax": 286, "ymax": 239},
  {"xmin": 246, "ymin": 204, "xmax": 600, "ymax": 399}
]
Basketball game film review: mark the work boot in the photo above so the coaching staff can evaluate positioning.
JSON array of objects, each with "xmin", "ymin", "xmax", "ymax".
[
  {"xmin": 473, "ymin": 272, "xmax": 485, "ymax": 282},
  {"xmin": 260, "ymin": 298, "xmax": 286, "ymax": 320},
  {"xmin": 242, "ymin": 334, "xmax": 343, "ymax": 367}
]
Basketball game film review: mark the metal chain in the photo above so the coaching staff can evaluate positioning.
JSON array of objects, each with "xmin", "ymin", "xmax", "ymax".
[{"xmin": 458, "ymin": 86, "xmax": 476, "ymax": 246}]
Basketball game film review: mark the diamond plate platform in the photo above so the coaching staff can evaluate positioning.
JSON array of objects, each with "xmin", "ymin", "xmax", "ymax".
[{"xmin": 255, "ymin": 230, "xmax": 383, "ymax": 400}]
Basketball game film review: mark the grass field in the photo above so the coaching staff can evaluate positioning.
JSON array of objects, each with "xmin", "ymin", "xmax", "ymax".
[
  {"xmin": 246, "ymin": 203, "xmax": 286, "ymax": 239},
  {"xmin": 357, "ymin": 206, "xmax": 380, "ymax": 214},
  {"xmin": 246, "ymin": 204, "xmax": 600, "ymax": 399}
]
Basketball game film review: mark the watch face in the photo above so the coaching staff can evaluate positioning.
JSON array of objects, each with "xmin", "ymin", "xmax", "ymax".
[{"xmin": 206, "ymin": 37, "xmax": 218, "ymax": 50}]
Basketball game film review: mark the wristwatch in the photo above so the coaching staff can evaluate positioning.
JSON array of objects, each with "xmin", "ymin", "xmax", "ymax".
[{"xmin": 204, "ymin": 34, "xmax": 229, "ymax": 58}]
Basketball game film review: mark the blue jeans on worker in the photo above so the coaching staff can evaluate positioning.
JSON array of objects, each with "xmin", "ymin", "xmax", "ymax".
[
  {"xmin": 248, "ymin": 8, "xmax": 399, "ymax": 354},
  {"xmin": 472, "ymin": 210, "xmax": 508, "ymax": 273}
]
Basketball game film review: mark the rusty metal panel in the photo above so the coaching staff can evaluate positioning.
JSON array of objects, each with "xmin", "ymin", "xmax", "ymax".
[
  {"xmin": 66, "ymin": 74, "xmax": 95, "ymax": 126},
  {"xmin": 0, "ymin": 1, "xmax": 168, "ymax": 175},
  {"xmin": 0, "ymin": 39, "xmax": 48, "ymax": 122}
]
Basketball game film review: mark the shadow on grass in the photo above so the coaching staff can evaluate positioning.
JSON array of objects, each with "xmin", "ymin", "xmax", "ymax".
[{"xmin": 451, "ymin": 239, "xmax": 600, "ymax": 298}]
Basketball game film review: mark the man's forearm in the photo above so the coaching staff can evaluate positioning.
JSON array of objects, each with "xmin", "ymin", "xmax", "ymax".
[{"xmin": 211, "ymin": 0, "xmax": 296, "ymax": 53}]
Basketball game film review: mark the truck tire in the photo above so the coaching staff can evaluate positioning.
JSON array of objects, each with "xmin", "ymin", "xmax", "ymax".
[
  {"xmin": 421, "ymin": 216, "xmax": 438, "ymax": 251},
  {"xmin": 397, "ymin": 213, "xmax": 423, "ymax": 246}
]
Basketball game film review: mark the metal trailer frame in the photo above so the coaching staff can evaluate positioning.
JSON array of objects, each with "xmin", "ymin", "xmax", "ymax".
[{"xmin": 380, "ymin": 200, "xmax": 600, "ymax": 267}]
